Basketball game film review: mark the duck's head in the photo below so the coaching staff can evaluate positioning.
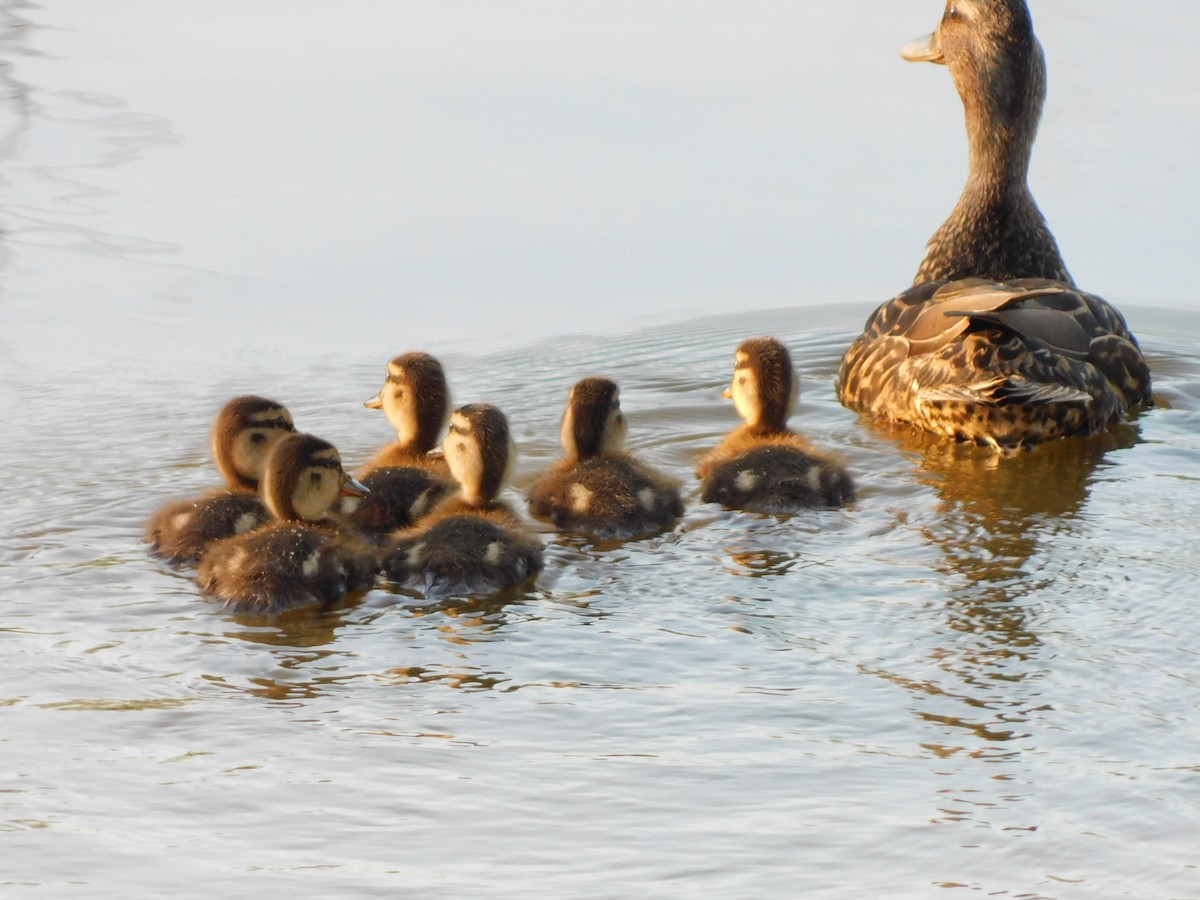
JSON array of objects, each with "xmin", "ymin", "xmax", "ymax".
[
  {"xmin": 364, "ymin": 352, "xmax": 450, "ymax": 453},
  {"xmin": 261, "ymin": 433, "xmax": 368, "ymax": 522},
  {"xmin": 902, "ymin": 0, "xmax": 1045, "ymax": 149},
  {"xmin": 723, "ymin": 337, "xmax": 797, "ymax": 434},
  {"xmin": 212, "ymin": 395, "xmax": 296, "ymax": 491},
  {"xmin": 442, "ymin": 404, "xmax": 515, "ymax": 507},
  {"xmin": 561, "ymin": 377, "xmax": 627, "ymax": 460}
]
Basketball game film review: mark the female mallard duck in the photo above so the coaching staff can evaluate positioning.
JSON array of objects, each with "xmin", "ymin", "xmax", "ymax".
[
  {"xmin": 145, "ymin": 395, "xmax": 295, "ymax": 564},
  {"xmin": 837, "ymin": 0, "xmax": 1150, "ymax": 450},
  {"xmin": 340, "ymin": 352, "xmax": 455, "ymax": 532},
  {"xmin": 197, "ymin": 433, "xmax": 375, "ymax": 615},
  {"xmin": 700, "ymin": 338, "xmax": 854, "ymax": 511},
  {"xmin": 384, "ymin": 404, "xmax": 543, "ymax": 597},
  {"xmin": 528, "ymin": 377, "xmax": 683, "ymax": 539}
]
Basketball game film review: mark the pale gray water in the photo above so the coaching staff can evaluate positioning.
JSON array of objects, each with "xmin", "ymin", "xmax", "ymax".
[{"xmin": 3, "ymin": 2, "xmax": 1200, "ymax": 897}]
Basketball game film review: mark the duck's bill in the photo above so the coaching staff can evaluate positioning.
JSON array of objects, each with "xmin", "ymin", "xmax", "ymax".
[
  {"xmin": 900, "ymin": 32, "xmax": 945, "ymax": 64},
  {"xmin": 721, "ymin": 387, "xmax": 733, "ymax": 400},
  {"xmin": 363, "ymin": 391, "xmax": 383, "ymax": 410},
  {"xmin": 339, "ymin": 475, "xmax": 370, "ymax": 498}
]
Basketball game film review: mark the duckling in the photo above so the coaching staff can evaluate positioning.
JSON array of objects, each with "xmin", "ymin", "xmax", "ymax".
[
  {"xmin": 528, "ymin": 377, "xmax": 683, "ymax": 538},
  {"xmin": 837, "ymin": 0, "xmax": 1150, "ymax": 449},
  {"xmin": 384, "ymin": 404, "xmax": 543, "ymax": 597},
  {"xmin": 339, "ymin": 352, "xmax": 456, "ymax": 533},
  {"xmin": 700, "ymin": 338, "xmax": 854, "ymax": 512},
  {"xmin": 197, "ymin": 433, "xmax": 375, "ymax": 615},
  {"xmin": 145, "ymin": 395, "xmax": 295, "ymax": 564}
]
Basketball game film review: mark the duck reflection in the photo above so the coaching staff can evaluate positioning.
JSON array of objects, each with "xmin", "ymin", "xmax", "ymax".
[
  {"xmin": 723, "ymin": 547, "xmax": 805, "ymax": 579},
  {"xmin": 871, "ymin": 419, "xmax": 1140, "ymax": 761}
]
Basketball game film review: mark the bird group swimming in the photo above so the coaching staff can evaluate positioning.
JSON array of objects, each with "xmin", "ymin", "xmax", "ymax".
[{"xmin": 146, "ymin": 0, "xmax": 1153, "ymax": 612}]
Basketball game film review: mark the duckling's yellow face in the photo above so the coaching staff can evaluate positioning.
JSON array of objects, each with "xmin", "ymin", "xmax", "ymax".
[
  {"xmin": 444, "ymin": 410, "xmax": 513, "ymax": 504},
  {"xmin": 364, "ymin": 361, "xmax": 419, "ymax": 444},
  {"xmin": 230, "ymin": 407, "xmax": 295, "ymax": 483},
  {"xmin": 444, "ymin": 411, "xmax": 486, "ymax": 501},
  {"xmin": 292, "ymin": 448, "xmax": 366, "ymax": 521},
  {"xmin": 727, "ymin": 351, "xmax": 762, "ymax": 427}
]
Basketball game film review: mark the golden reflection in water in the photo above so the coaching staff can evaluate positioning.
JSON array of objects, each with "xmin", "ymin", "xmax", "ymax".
[
  {"xmin": 868, "ymin": 420, "xmax": 1140, "ymax": 763},
  {"xmin": 723, "ymin": 548, "xmax": 805, "ymax": 579}
]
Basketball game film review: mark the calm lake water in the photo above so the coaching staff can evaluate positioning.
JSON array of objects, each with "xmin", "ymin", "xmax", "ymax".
[{"xmin": 3, "ymin": 1, "xmax": 1199, "ymax": 897}]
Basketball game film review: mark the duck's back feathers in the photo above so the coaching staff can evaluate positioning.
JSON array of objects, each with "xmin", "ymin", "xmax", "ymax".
[
  {"xmin": 838, "ymin": 280, "xmax": 1151, "ymax": 447},
  {"xmin": 145, "ymin": 490, "xmax": 270, "ymax": 565},
  {"xmin": 197, "ymin": 523, "xmax": 377, "ymax": 615},
  {"xmin": 699, "ymin": 429, "xmax": 855, "ymax": 512},
  {"xmin": 384, "ymin": 507, "xmax": 543, "ymax": 598},
  {"xmin": 339, "ymin": 466, "xmax": 453, "ymax": 533},
  {"xmin": 528, "ymin": 454, "xmax": 683, "ymax": 539}
]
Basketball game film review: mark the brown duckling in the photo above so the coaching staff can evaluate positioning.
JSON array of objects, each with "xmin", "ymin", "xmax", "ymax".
[
  {"xmin": 837, "ymin": 0, "xmax": 1150, "ymax": 449},
  {"xmin": 700, "ymin": 338, "xmax": 854, "ymax": 512},
  {"xmin": 197, "ymin": 433, "xmax": 374, "ymax": 615},
  {"xmin": 145, "ymin": 395, "xmax": 295, "ymax": 564},
  {"xmin": 528, "ymin": 377, "xmax": 683, "ymax": 539},
  {"xmin": 340, "ymin": 352, "xmax": 455, "ymax": 533},
  {"xmin": 384, "ymin": 404, "xmax": 543, "ymax": 597}
]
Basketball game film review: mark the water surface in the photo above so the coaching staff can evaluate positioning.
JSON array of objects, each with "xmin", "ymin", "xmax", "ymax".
[{"xmin": 3, "ymin": 2, "xmax": 1199, "ymax": 897}]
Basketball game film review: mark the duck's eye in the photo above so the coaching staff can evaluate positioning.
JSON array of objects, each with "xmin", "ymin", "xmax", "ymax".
[
  {"xmin": 738, "ymin": 376, "xmax": 747, "ymax": 385},
  {"xmin": 946, "ymin": 4, "xmax": 959, "ymax": 19},
  {"xmin": 249, "ymin": 432, "xmax": 267, "ymax": 444}
]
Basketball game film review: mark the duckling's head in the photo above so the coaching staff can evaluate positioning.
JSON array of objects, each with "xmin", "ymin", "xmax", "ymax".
[
  {"xmin": 443, "ymin": 404, "xmax": 515, "ymax": 507},
  {"xmin": 902, "ymin": 0, "xmax": 1044, "ymax": 145},
  {"xmin": 724, "ymin": 338, "xmax": 797, "ymax": 434},
  {"xmin": 561, "ymin": 377, "xmax": 627, "ymax": 460},
  {"xmin": 261, "ymin": 433, "xmax": 368, "ymax": 522},
  {"xmin": 212, "ymin": 395, "xmax": 296, "ymax": 492},
  {"xmin": 364, "ymin": 352, "xmax": 450, "ymax": 453}
]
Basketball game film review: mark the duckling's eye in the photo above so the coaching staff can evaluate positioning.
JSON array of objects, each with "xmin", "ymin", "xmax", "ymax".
[
  {"xmin": 738, "ymin": 376, "xmax": 747, "ymax": 385},
  {"xmin": 249, "ymin": 432, "xmax": 267, "ymax": 444},
  {"xmin": 946, "ymin": 4, "xmax": 959, "ymax": 19}
]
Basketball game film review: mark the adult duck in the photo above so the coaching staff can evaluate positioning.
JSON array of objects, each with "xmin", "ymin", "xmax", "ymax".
[{"xmin": 837, "ymin": 0, "xmax": 1150, "ymax": 450}]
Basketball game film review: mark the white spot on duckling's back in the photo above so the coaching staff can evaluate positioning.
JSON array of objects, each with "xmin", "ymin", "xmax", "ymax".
[
  {"xmin": 806, "ymin": 467, "xmax": 824, "ymax": 490},
  {"xmin": 568, "ymin": 483, "xmax": 593, "ymax": 513},
  {"xmin": 637, "ymin": 488, "xmax": 657, "ymax": 511},
  {"xmin": 171, "ymin": 511, "xmax": 193, "ymax": 531},
  {"xmin": 233, "ymin": 511, "xmax": 260, "ymax": 534},
  {"xmin": 735, "ymin": 471, "xmax": 758, "ymax": 492},
  {"xmin": 486, "ymin": 541, "xmax": 502, "ymax": 565},
  {"xmin": 301, "ymin": 550, "xmax": 322, "ymax": 578}
]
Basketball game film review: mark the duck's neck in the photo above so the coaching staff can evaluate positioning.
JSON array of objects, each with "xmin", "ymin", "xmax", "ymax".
[{"xmin": 915, "ymin": 39, "xmax": 1072, "ymax": 287}]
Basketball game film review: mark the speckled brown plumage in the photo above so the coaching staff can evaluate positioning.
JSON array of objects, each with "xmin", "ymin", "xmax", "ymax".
[
  {"xmin": 197, "ymin": 434, "xmax": 376, "ymax": 614},
  {"xmin": 701, "ymin": 338, "xmax": 855, "ymax": 512},
  {"xmin": 838, "ymin": 0, "xmax": 1150, "ymax": 447},
  {"xmin": 528, "ymin": 377, "xmax": 683, "ymax": 539},
  {"xmin": 146, "ymin": 395, "xmax": 293, "ymax": 564},
  {"xmin": 382, "ymin": 404, "xmax": 543, "ymax": 597}
]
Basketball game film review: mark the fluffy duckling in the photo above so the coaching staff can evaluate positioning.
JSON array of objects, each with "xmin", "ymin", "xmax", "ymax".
[
  {"xmin": 837, "ymin": 0, "xmax": 1150, "ymax": 449},
  {"xmin": 197, "ymin": 433, "xmax": 375, "ymax": 615},
  {"xmin": 145, "ymin": 395, "xmax": 295, "ymax": 564},
  {"xmin": 341, "ymin": 352, "xmax": 455, "ymax": 532},
  {"xmin": 385, "ymin": 404, "xmax": 543, "ymax": 597},
  {"xmin": 528, "ymin": 377, "xmax": 683, "ymax": 539},
  {"xmin": 700, "ymin": 338, "xmax": 854, "ymax": 512}
]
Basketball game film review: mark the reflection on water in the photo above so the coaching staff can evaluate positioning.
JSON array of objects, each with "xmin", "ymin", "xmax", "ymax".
[{"xmin": 5, "ymin": 0, "xmax": 1200, "ymax": 895}]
